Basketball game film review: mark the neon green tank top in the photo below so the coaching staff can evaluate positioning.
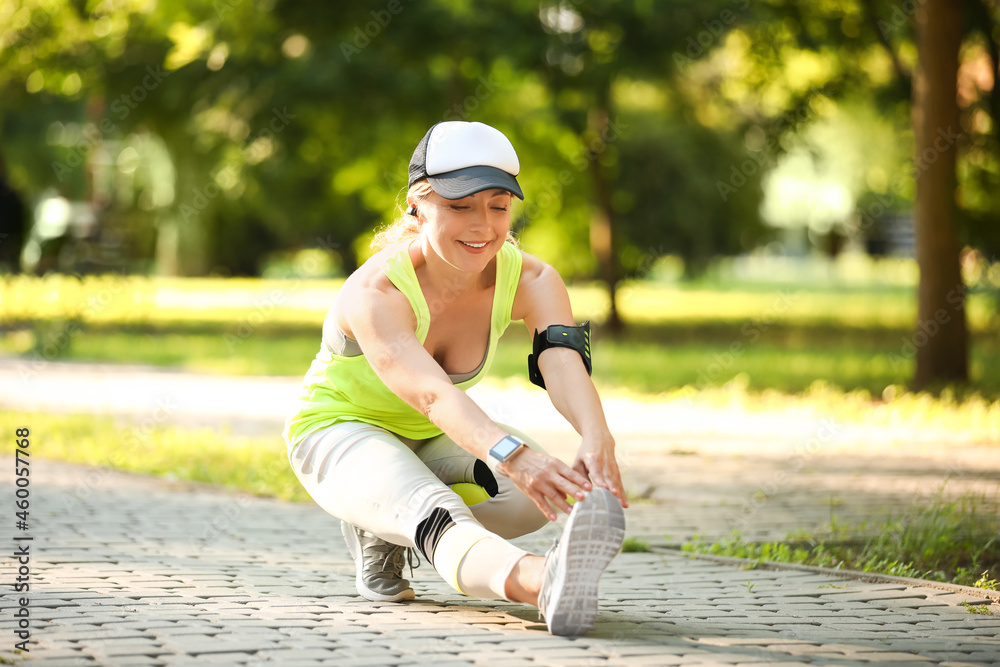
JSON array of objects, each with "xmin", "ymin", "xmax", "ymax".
[{"xmin": 283, "ymin": 241, "xmax": 523, "ymax": 449}]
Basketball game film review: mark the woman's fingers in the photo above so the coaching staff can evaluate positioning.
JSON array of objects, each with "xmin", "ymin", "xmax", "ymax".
[
  {"xmin": 605, "ymin": 456, "xmax": 630, "ymax": 507},
  {"xmin": 509, "ymin": 450, "xmax": 618, "ymax": 520},
  {"xmin": 559, "ymin": 460, "xmax": 592, "ymax": 494},
  {"xmin": 546, "ymin": 489, "xmax": 575, "ymax": 516},
  {"xmin": 519, "ymin": 457, "xmax": 594, "ymax": 520},
  {"xmin": 530, "ymin": 493, "xmax": 558, "ymax": 521},
  {"xmin": 578, "ymin": 452, "xmax": 630, "ymax": 508}
]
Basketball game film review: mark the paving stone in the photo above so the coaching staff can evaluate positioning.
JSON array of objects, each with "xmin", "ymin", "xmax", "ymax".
[
  {"xmin": 8, "ymin": 445, "xmax": 1000, "ymax": 667},
  {"xmin": 89, "ymin": 655, "xmax": 169, "ymax": 666},
  {"xmin": 9, "ymin": 659, "xmax": 102, "ymax": 667}
]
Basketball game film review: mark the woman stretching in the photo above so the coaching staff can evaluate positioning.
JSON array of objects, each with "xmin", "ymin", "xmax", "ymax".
[{"xmin": 283, "ymin": 121, "xmax": 628, "ymax": 636}]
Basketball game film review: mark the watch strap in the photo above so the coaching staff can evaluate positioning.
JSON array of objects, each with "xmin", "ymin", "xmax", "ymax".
[{"xmin": 487, "ymin": 435, "xmax": 526, "ymax": 475}]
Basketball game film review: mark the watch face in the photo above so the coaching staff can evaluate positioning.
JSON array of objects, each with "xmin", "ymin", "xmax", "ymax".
[{"xmin": 492, "ymin": 437, "xmax": 522, "ymax": 460}]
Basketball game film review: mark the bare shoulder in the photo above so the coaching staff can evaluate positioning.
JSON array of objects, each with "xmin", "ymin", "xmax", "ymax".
[
  {"xmin": 338, "ymin": 245, "xmax": 414, "ymax": 335},
  {"xmin": 517, "ymin": 248, "xmax": 549, "ymax": 282},
  {"xmin": 511, "ymin": 249, "xmax": 569, "ymax": 323}
]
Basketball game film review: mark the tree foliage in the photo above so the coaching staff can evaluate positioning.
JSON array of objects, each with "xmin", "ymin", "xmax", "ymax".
[{"xmin": 0, "ymin": 1, "xmax": 997, "ymax": 308}]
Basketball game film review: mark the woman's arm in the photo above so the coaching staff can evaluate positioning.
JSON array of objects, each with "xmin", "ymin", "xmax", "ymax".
[
  {"xmin": 511, "ymin": 255, "xmax": 629, "ymax": 509},
  {"xmin": 342, "ymin": 274, "xmax": 592, "ymax": 520}
]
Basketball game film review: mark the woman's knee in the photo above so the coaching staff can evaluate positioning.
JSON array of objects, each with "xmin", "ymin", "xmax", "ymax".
[{"xmin": 468, "ymin": 480, "xmax": 549, "ymax": 539}]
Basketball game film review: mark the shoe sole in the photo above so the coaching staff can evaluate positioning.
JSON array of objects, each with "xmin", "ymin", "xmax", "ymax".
[
  {"xmin": 544, "ymin": 488, "xmax": 626, "ymax": 636},
  {"xmin": 341, "ymin": 521, "xmax": 415, "ymax": 603}
]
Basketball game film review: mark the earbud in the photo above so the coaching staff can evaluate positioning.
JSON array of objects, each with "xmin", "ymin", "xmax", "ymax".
[{"xmin": 406, "ymin": 205, "xmax": 417, "ymax": 216}]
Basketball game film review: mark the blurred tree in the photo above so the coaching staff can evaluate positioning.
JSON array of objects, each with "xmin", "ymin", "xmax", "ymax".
[
  {"xmin": 1, "ymin": 0, "xmax": 771, "ymax": 298},
  {"xmin": 523, "ymin": 0, "xmax": 771, "ymax": 330},
  {"xmin": 693, "ymin": 0, "xmax": 996, "ymax": 389},
  {"xmin": 957, "ymin": 0, "xmax": 1000, "ymax": 260},
  {"xmin": 5, "ymin": 0, "xmax": 992, "ymax": 364},
  {"xmin": 0, "ymin": 152, "xmax": 27, "ymax": 273},
  {"xmin": 912, "ymin": 0, "xmax": 968, "ymax": 387},
  {"xmin": 615, "ymin": 113, "xmax": 766, "ymax": 279}
]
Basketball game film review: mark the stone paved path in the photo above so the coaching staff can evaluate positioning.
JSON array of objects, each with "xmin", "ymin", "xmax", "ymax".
[
  {"xmin": 1, "ymin": 457, "xmax": 999, "ymax": 666},
  {"xmin": 3, "ymin": 359, "xmax": 1000, "ymax": 548},
  {"xmin": 2, "ymin": 360, "xmax": 1000, "ymax": 665}
]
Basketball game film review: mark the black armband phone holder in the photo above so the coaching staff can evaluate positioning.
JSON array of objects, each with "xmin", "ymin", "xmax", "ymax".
[{"xmin": 527, "ymin": 321, "xmax": 592, "ymax": 390}]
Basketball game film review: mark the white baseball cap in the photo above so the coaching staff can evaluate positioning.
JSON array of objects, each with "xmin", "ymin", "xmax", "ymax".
[{"xmin": 407, "ymin": 121, "xmax": 524, "ymax": 200}]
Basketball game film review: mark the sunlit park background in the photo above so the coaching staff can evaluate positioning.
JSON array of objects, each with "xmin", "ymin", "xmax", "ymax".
[{"xmin": 1, "ymin": 1, "xmax": 1000, "ymax": 585}]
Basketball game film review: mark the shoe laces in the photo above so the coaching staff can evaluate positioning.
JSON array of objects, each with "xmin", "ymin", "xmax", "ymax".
[
  {"xmin": 403, "ymin": 546, "xmax": 420, "ymax": 577},
  {"xmin": 385, "ymin": 543, "xmax": 421, "ymax": 578},
  {"xmin": 361, "ymin": 536, "xmax": 420, "ymax": 578}
]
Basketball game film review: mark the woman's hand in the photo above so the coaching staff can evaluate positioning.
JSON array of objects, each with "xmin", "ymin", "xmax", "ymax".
[
  {"xmin": 500, "ymin": 449, "xmax": 593, "ymax": 521},
  {"xmin": 572, "ymin": 434, "xmax": 629, "ymax": 509}
]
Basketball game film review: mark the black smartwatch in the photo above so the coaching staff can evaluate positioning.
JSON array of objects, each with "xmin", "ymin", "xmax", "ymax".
[{"xmin": 487, "ymin": 435, "xmax": 527, "ymax": 475}]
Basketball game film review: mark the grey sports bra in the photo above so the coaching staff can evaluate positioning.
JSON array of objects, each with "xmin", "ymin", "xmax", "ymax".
[{"xmin": 322, "ymin": 311, "xmax": 487, "ymax": 384}]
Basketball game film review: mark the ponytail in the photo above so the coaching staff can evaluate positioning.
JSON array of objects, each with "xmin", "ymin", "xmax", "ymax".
[{"xmin": 370, "ymin": 181, "xmax": 433, "ymax": 252}]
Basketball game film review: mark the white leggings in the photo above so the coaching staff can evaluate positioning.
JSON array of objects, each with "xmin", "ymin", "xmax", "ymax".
[{"xmin": 288, "ymin": 421, "xmax": 549, "ymax": 599}]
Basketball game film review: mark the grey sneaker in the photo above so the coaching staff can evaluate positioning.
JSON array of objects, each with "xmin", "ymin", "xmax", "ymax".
[
  {"xmin": 341, "ymin": 521, "xmax": 416, "ymax": 602},
  {"xmin": 537, "ymin": 488, "xmax": 626, "ymax": 636}
]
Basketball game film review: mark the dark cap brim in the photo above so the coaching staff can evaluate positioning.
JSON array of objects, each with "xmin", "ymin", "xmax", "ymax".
[{"xmin": 427, "ymin": 165, "xmax": 524, "ymax": 200}]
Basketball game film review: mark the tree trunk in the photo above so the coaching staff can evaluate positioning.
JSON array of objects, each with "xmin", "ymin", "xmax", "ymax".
[
  {"xmin": 912, "ymin": 0, "xmax": 968, "ymax": 389},
  {"xmin": 157, "ymin": 131, "xmax": 209, "ymax": 276},
  {"xmin": 587, "ymin": 106, "xmax": 623, "ymax": 333}
]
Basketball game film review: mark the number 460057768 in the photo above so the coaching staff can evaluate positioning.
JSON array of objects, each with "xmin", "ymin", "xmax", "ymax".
[{"xmin": 15, "ymin": 428, "xmax": 30, "ymax": 521}]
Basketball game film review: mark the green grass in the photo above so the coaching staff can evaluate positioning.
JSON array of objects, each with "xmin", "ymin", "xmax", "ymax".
[
  {"xmin": 963, "ymin": 601, "xmax": 996, "ymax": 615},
  {"xmin": 4, "ymin": 319, "xmax": 999, "ymax": 441},
  {"xmin": 3, "ymin": 272, "xmax": 999, "ymax": 401},
  {"xmin": 3, "ymin": 319, "xmax": 1000, "ymax": 398},
  {"xmin": 2, "ymin": 271, "xmax": 998, "ymax": 330},
  {"xmin": 4, "ymin": 407, "xmax": 997, "ymax": 593},
  {"xmin": 2, "ymin": 274, "xmax": 998, "ymax": 441},
  {"xmin": 621, "ymin": 537, "xmax": 652, "ymax": 553},
  {"xmin": 1, "ymin": 410, "xmax": 310, "ymax": 503},
  {"xmin": 681, "ymin": 487, "xmax": 1000, "ymax": 588}
]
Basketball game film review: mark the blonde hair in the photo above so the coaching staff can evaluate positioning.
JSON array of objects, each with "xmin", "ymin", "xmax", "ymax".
[{"xmin": 371, "ymin": 180, "xmax": 519, "ymax": 252}]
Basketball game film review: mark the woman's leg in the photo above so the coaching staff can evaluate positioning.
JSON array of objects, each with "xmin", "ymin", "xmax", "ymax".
[
  {"xmin": 414, "ymin": 426, "xmax": 629, "ymax": 634},
  {"xmin": 290, "ymin": 421, "xmax": 627, "ymax": 636},
  {"xmin": 414, "ymin": 423, "xmax": 549, "ymax": 539},
  {"xmin": 289, "ymin": 421, "xmax": 529, "ymax": 600}
]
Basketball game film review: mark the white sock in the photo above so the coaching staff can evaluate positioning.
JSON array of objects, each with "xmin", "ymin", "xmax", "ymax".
[{"xmin": 433, "ymin": 523, "xmax": 527, "ymax": 600}]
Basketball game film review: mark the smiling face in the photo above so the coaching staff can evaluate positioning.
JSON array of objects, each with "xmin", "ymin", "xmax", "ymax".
[{"xmin": 411, "ymin": 188, "xmax": 513, "ymax": 273}]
